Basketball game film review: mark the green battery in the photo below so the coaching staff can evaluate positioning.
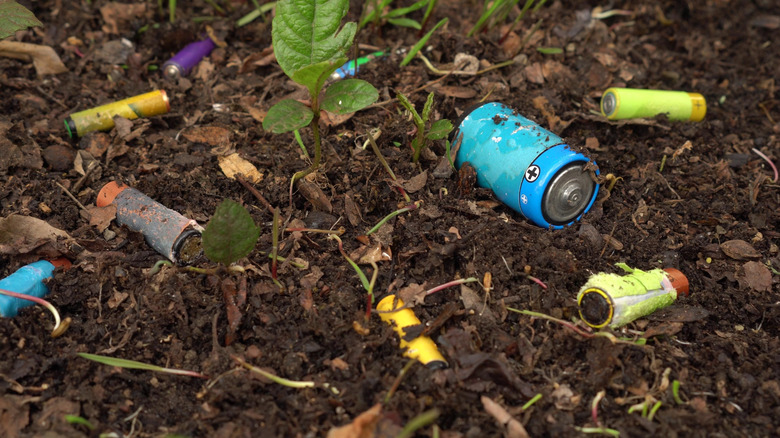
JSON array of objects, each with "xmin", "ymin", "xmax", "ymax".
[
  {"xmin": 64, "ymin": 90, "xmax": 170, "ymax": 138},
  {"xmin": 600, "ymin": 88, "xmax": 706, "ymax": 122},
  {"xmin": 577, "ymin": 263, "xmax": 689, "ymax": 329}
]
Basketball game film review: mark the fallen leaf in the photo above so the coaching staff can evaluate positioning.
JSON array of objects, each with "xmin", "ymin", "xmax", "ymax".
[
  {"xmin": 738, "ymin": 261, "xmax": 772, "ymax": 292},
  {"xmin": 433, "ymin": 85, "xmax": 477, "ymax": 99},
  {"xmin": 397, "ymin": 283, "xmax": 426, "ymax": 307},
  {"xmin": 297, "ymin": 178, "xmax": 333, "ymax": 213},
  {"xmin": 524, "ymin": 62, "xmax": 544, "ymax": 84},
  {"xmin": 0, "ymin": 214, "xmax": 71, "ymax": 255},
  {"xmin": 0, "ymin": 395, "xmax": 30, "ymax": 438},
  {"xmin": 239, "ymin": 47, "xmax": 275, "ymax": 74},
  {"xmin": 300, "ymin": 266, "xmax": 323, "ymax": 290},
  {"xmin": 107, "ymin": 290, "xmax": 128, "ymax": 309},
  {"xmin": 720, "ymin": 240, "xmax": 761, "ymax": 260},
  {"xmin": 344, "ymin": 191, "xmax": 362, "ymax": 226},
  {"xmin": 0, "ymin": 40, "xmax": 68, "ymax": 76},
  {"xmin": 460, "ymin": 285, "xmax": 494, "ymax": 320},
  {"xmin": 602, "ymin": 234, "xmax": 624, "ymax": 250},
  {"xmin": 321, "ymin": 110, "xmax": 354, "ymax": 127},
  {"xmin": 551, "ymin": 383, "xmax": 581, "ymax": 410},
  {"xmin": 326, "ymin": 357, "xmax": 349, "ymax": 371},
  {"xmin": 87, "ymin": 204, "xmax": 116, "ymax": 233},
  {"xmin": 402, "ymin": 171, "xmax": 427, "ymax": 193},
  {"xmin": 181, "ymin": 125, "xmax": 231, "ymax": 147},
  {"xmin": 326, "ymin": 404, "xmax": 383, "ymax": 438},
  {"xmin": 356, "ymin": 244, "xmax": 391, "ymax": 264},
  {"xmin": 218, "ymin": 153, "xmax": 263, "ymax": 183},
  {"xmin": 100, "ymin": 2, "xmax": 147, "ymax": 34}
]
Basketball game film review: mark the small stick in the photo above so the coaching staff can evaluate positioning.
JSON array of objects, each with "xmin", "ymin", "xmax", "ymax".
[
  {"xmin": 236, "ymin": 175, "xmax": 276, "ymax": 215},
  {"xmin": 55, "ymin": 182, "xmax": 88, "ymax": 212}
]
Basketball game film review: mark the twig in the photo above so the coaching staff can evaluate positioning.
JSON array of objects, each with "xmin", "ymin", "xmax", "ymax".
[
  {"xmin": 236, "ymin": 175, "xmax": 276, "ymax": 215},
  {"xmin": 55, "ymin": 182, "xmax": 88, "ymax": 212}
]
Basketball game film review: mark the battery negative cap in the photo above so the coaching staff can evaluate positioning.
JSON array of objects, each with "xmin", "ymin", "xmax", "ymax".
[
  {"xmin": 601, "ymin": 90, "xmax": 617, "ymax": 117},
  {"xmin": 663, "ymin": 268, "xmax": 689, "ymax": 296},
  {"xmin": 96, "ymin": 181, "xmax": 129, "ymax": 207}
]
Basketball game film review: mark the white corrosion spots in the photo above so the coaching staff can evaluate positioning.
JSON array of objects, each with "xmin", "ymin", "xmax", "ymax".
[{"xmin": 492, "ymin": 136, "xmax": 502, "ymax": 143}]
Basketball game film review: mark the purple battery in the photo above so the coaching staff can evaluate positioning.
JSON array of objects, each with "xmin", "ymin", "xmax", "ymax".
[{"xmin": 162, "ymin": 38, "xmax": 216, "ymax": 79}]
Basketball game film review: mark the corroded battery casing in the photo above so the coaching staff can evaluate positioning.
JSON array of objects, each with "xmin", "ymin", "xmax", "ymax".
[
  {"xmin": 97, "ymin": 181, "xmax": 202, "ymax": 264},
  {"xmin": 453, "ymin": 102, "xmax": 599, "ymax": 229},
  {"xmin": 64, "ymin": 90, "xmax": 170, "ymax": 138},
  {"xmin": 376, "ymin": 295, "xmax": 447, "ymax": 369}
]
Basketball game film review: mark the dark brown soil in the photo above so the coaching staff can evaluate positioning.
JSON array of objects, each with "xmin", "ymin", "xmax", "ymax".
[{"xmin": 1, "ymin": 0, "xmax": 779, "ymax": 437}]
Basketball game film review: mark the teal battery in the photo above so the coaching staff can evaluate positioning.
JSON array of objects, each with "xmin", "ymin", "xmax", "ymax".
[
  {"xmin": 453, "ymin": 102, "xmax": 599, "ymax": 229},
  {"xmin": 0, "ymin": 260, "xmax": 56, "ymax": 317}
]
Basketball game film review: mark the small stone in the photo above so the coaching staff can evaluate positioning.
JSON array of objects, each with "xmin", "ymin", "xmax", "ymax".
[{"xmin": 42, "ymin": 145, "xmax": 75, "ymax": 171}]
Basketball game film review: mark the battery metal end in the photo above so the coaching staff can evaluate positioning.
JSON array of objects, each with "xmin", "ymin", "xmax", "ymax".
[
  {"xmin": 542, "ymin": 162, "xmax": 596, "ymax": 225},
  {"xmin": 578, "ymin": 287, "xmax": 613, "ymax": 328},
  {"xmin": 601, "ymin": 91, "xmax": 617, "ymax": 117}
]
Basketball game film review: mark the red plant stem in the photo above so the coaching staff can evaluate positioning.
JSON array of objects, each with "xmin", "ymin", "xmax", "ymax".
[
  {"xmin": 752, "ymin": 148, "xmax": 779, "ymax": 182},
  {"xmin": 526, "ymin": 275, "xmax": 547, "ymax": 289},
  {"xmin": 425, "ymin": 277, "xmax": 478, "ymax": 296}
]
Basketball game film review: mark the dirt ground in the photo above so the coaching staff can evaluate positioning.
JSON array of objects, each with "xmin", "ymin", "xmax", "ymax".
[{"xmin": 1, "ymin": 0, "xmax": 779, "ymax": 437}]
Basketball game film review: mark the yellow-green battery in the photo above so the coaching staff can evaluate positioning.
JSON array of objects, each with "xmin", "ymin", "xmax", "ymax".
[
  {"xmin": 600, "ymin": 88, "xmax": 706, "ymax": 122},
  {"xmin": 64, "ymin": 90, "xmax": 170, "ymax": 138}
]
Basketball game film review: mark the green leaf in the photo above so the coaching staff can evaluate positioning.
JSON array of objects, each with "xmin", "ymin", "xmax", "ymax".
[
  {"xmin": 0, "ymin": 0, "xmax": 43, "ymax": 39},
  {"xmin": 263, "ymin": 99, "xmax": 314, "ymax": 133},
  {"xmin": 64, "ymin": 415, "xmax": 95, "ymax": 430},
  {"xmin": 387, "ymin": 17, "xmax": 421, "ymax": 29},
  {"xmin": 291, "ymin": 58, "xmax": 345, "ymax": 98},
  {"xmin": 396, "ymin": 93, "xmax": 423, "ymax": 128},
  {"xmin": 400, "ymin": 17, "xmax": 448, "ymax": 67},
  {"xmin": 321, "ymin": 79, "xmax": 379, "ymax": 114},
  {"xmin": 272, "ymin": 0, "xmax": 356, "ymax": 79},
  {"xmin": 387, "ymin": 0, "xmax": 429, "ymax": 17},
  {"xmin": 202, "ymin": 199, "xmax": 260, "ymax": 266},
  {"xmin": 426, "ymin": 119, "xmax": 453, "ymax": 140},
  {"xmin": 536, "ymin": 47, "xmax": 563, "ymax": 54},
  {"xmin": 77, "ymin": 353, "xmax": 207, "ymax": 378},
  {"xmin": 421, "ymin": 92, "xmax": 434, "ymax": 124}
]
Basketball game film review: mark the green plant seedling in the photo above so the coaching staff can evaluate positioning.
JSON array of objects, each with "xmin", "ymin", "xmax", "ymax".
[
  {"xmin": 400, "ymin": 17, "xmax": 447, "ymax": 67},
  {"xmin": 202, "ymin": 199, "xmax": 261, "ymax": 267},
  {"xmin": 396, "ymin": 92, "xmax": 453, "ymax": 162},
  {"xmin": 263, "ymin": 0, "xmax": 379, "ymax": 187},
  {"xmin": 0, "ymin": 0, "xmax": 43, "ymax": 39},
  {"xmin": 468, "ymin": 0, "xmax": 517, "ymax": 37},
  {"xmin": 64, "ymin": 415, "xmax": 95, "ymax": 431},
  {"xmin": 77, "ymin": 352, "xmax": 208, "ymax": 378},
  {"xmin": 233, "ymin": 355, "xmax": 339, "ymax": 394},
  {"xmin": 359, "ymin": 0, "xmax": 433, "ymax": 31}
]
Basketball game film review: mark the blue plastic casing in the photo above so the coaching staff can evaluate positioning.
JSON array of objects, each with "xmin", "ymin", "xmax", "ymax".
[
  {"xmin": 454, "ymin": 102, "xmax": 599, "ymax": 229},
  {"xmin": 0, "ymin": 260, "xmax": 55, "ymax": 317}
]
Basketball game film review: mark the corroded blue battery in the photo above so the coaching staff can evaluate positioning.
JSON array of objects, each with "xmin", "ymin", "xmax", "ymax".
[
  {"xmin": 453, "ymin": 102, "xmax": 599, "ymax": 229},
  {"xmin": 0, "ymin": 259, "xmax": 70, "ymax": 317}
]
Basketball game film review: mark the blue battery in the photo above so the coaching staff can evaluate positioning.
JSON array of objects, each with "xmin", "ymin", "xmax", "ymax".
[
  {"xmin": 0, "ymin": 260, "xmax": 56, "ymax": 317},
  {"xmin": 453, "ymin": 102, "xmax": 599, "ymax": 229}
]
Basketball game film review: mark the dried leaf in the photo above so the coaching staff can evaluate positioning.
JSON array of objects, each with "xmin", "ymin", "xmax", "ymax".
[
  {"xmin": 182, "ymin": 125, "xmax": 231, "ymax": 147},
  {"xmin": 0, "ymin": 214, "xmax": 71, "ymax": 255},
  {"xmin": 738, "ymin": 261, "xmax": 772, "ymax": 292},
  {"xmin": 433, "ymin": 85, "xmax": 477, "ymax": 99},
  {"xmin": 326, "ymin": 404, "xmax": 382, "ymax": 438},
  {"xmin": 107, "ymin": 290, "xmax": 128, "ymax": 309},
  {"xmin": 87, "ymin": 204, "xmax": 116, "ymax": 233},
  {"xmin": 602, "ymin": 234, "xmax": 624, "ymax": 250},
  {"xmin": 720, "ymin": 240, "xmax": 761, "ymax": 260},
  {"xmin": 551, "ymin": 383, "xmax": 581, "ymax": 410},
  {"xmin": 402, "ymin": 171, "xmax": 428, "ymax": 193},
  {"xmin": 297, "ymin": 178, "xmax": 333, "ymax": 213},
  {"xmin": 524, "ymin": 62, "xmax": 544, "ymax": 84},
  {"xmin": 100, "ymin": 2, "xmax": 147, "ymax": 34},
  {"xmin": 300, "ymin": 266, "xmax": 324, "ymax": 290},
  {"xmin": 344, "ymin": 191, "xmax": 362, "ymax": 226},
  {"xmin": 218, "ymin": 153, "xmax": 263, "ymax": 184},
  {"xmin": 397, "ymin": 283, "xmax": 426, "ymax": 307},
  {"xmin": 0, "ymin": 40, "xmax": 68, "ymax": 76}
]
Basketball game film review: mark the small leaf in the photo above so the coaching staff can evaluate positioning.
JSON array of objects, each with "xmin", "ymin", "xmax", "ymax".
[
  {"xmin": 426, "ymin": 119, "xmax": 453, "ymax": 140},
  {"xmin": 387, "ymin": 0, "xmax": 429, "ymax": 17},
  {"xmin": 0, "ymin": 0, "xmax": 43, "ymax": 40},
  {"xmin": 720, "ymin": 240, "xmax": 761, "ymax": 260},
  {"xmin": 202, "ymin": 199, "xmax": 260, "ymax": 266},
  {"xmin": 421, "ymin": 92, "xmax": 435, "ymax": 124},
  {"xmin": 291, "ymin": 58, "xmax": 345, "ymax": 98},
  {"xmin": 262, "ymin": 99, "xmax": 314, "ymax": 133},
  {"xmin": 401, "ymin": 18, "xmax": 447, "ymax": 67},
  {"xmin": 537, "ymin": 47, "xmax": 563, "ymax": 54},
  {"xmin": 396, "ymin": 93, "xmax": 423, "ymax": 127},
  {"xmin": 387, "ymin": 17, "xmax": 421, "ymax": 29},
  {"xmin": 321, "ymin": 79, "xmax": 379, "ymax": 114},
  {"xmin": 272, "ymin": 0, "xmax": 355, "ymax": 79}
]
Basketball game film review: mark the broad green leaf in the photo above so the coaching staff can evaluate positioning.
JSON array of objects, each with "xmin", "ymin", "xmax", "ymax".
[
  {"xmin": 321, "ymin": 79, "xmax": 379, "ymax": 114},
  {"xmin": 387, "ymin": 17, "xmax": 421, "ymax": 29},
  {"xmin": 202, "ymin": 199, "xmax": 260, "ymax": 266},
  {"xmin": 0, "ymin": 0, "xmax": 43, "ymax": 39},
  {"xmin": 427, "ymin": 119, "xmax": 453, "ymax": 140},
  {"xmin": 272, "ymin": 0, "xmax": 356, "ymax": 79},
  {"xmin": 400, "ymin": 17, "xmax": 448, "ymax": 67},
  {"xmin": 263, "ymin": 99, "xmax": 314, "ymax": 133},
  {"xmin": 291, "ymin": 58, "xmax": 345, "ymax": 98}
]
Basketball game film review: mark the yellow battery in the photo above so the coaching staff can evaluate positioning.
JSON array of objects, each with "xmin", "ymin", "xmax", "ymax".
[
  {"xmin": 600, "ymin": 88, "xmax": 706, "ymax": 122},
  {"xmin": 64, "ymin": 90, "xmax": 170, "ymax": 138},
  {"xmin": 376, "ymin": 295, "xmax": 447, "ymax": 369}
]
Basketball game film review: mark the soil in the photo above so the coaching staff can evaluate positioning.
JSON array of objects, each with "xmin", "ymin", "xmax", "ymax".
[{"xmin": 1, "ymin": 0, "xmax": 779, "ymax": 437}]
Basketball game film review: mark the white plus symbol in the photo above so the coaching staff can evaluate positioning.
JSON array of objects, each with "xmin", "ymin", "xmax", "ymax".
[{"xmin": 521, "ymin": 194, "xmax": 528, "ymax": 204}]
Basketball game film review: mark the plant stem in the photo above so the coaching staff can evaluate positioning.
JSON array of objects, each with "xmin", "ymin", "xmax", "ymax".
[
  {"xmin": 521, "ymin": 393, "xmax": 543, "ymax": 411},
  {"xmin": 367, "ymin": 133, "xmax": 411, "ymax": 202},
  {"xmin": 425, "ymin": 277, "xmax": 478, "ymax": 296},
  {"xmin": 365, "ymin": 201, "xmax": 421, "ymax": 235},
  {"xmin": 672, "ymin": 380, "xmax": 685, "ymax": 405},
  {"xmin": 233, "ymin": 355, "xmax": 339, "ymax": 394},
  {"xmin": 285, "ymin": 227, "xmax": 345, "ymax": 235},
  {"xmin": 574, "ymin": 426, "xmax": 620, "ymax": 437},
  {"xmin": 384, "ymin": 358, "xmax": 417, "ymax": 404},
  {"xmin": 271, "ymin": 207, "xmax": 280, "ymax": 280},
  {"xmin": 0, "ymin": 287, "xmax": 65, "ymax": 336},
  {"xmin": 328, "ymin": 235, "xmax": 371, "ymax": 292},
  {"xmin": 396, "ymin": 409, "xmax": 441, "ymax": 438}
]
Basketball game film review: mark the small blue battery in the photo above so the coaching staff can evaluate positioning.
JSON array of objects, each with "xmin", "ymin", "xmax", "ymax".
[
  {"xmin": 0, "ymin": 260, "xmax": 56, "ymax": 317},
  {"xmin": 454, "ymin": 102, "xmax": 599, "ymax": 229}
]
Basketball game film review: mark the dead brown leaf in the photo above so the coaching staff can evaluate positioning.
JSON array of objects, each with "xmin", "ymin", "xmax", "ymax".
[
  {"xmin": 107, "ymin": 290, "xmax": 128, "ymax": 309},
  {"xmin": 344, "ymin": 191, "xmax": 362, "ymax": 226},
  {"xmin": 239, "ymin": 47, "xmax": 275, "ymax": 74},
  {"xmin": 0, "ymin": 214, "xmax": 72, "ymax": 255},
  {"xmin": 720, "ymin": 240, "xmax": 761, "ymax": 260},
  {"xmin": 738, "ymin": 261, "xmax": 772, "ymax": 292},
  {"xmin": 0, "ymin": 41, "xmax": 68, "ymax": 76},
  {"xmin": 87, "ymin": 204, "xmax": 116, "ymax": 233},
  {"xmin": 182, "ymin": 125, "xmax": 231, "ymax": 148},
  {"xmin": 0, "ymin": 395, "xmax": 30, "ymax": 438},
  {"xmin": 218, "ymin": 153, "xmax": 263, "ymax": 184},
  {"xmin": 326, "ymin": 403, "xmax": 382, "ymax": 438},
  {"xmin": 433, "ymin": 85, "xmax": 477, "ymax": 99},
  {"xmin": 321, "ymin": 110, "xmax": 354, "ymax": 127},
  {"xmin": 100, "ymin": 2, "xmax": 148, "ymax": 34},
  {"xmin": 532, "ymin": 95, "xmax": 564, "ymax": 132},
  {"xmin": 397, "ymin": 283, "xmax": 426, "ymax": 307},
  {"xmin": 402, "ymin": 171, "xmax": 427, "ymax": 193},
  {"xmin": 297, "ymin": 178, "xmax": 333, "ymax": 213},
  {"xmin": 524, "ymin": 63, "xmax": 544, "ymax": 84}
]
